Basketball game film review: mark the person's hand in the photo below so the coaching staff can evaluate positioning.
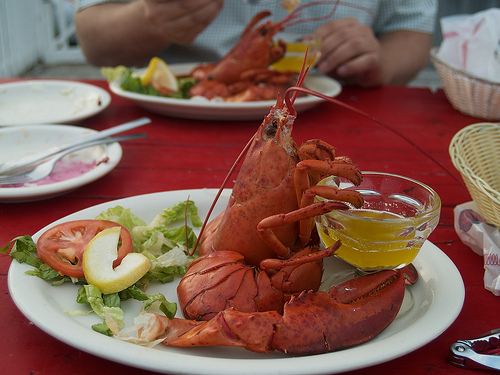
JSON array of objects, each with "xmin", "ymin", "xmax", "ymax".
[
  {"xmin": 143, "ymin": 0, "xmax": 224, "ymax": 45},
  {"xmin": 75, "ymin": 0, "xmax": 225, "ymax": 66},
  {"xmin": 314, "ymin": 18, "xmax": 384, "ymax": 87}
]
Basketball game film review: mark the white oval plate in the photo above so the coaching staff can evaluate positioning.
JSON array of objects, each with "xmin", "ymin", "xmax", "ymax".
[
  {"xmin": 0, "ymin": 80, "xmax": 111, "ymax": 126},
  {"xmin": 0, "ymin": 125, "xmax": 122, "ymax": 202},
  {"xmin": 109, "ymin": 63, "xmax": 342, "ymax": 120},
  {"xmin": 8, "ymin": 189, "xmax": 464, "ymax": 374}
]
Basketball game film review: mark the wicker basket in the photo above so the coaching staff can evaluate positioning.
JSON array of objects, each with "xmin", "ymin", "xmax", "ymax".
[
  {"xmin": 449, "ymin": 122, "xmax": 500, "ymax": 227},
  {"xmin": 430, "ymin": 48, "xmax": 500, "ymax": 120}
]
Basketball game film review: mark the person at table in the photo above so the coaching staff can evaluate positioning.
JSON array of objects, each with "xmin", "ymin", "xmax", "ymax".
[{"xmin": 74, "ymin": 0, "xmax": 437, "ymax": 88}]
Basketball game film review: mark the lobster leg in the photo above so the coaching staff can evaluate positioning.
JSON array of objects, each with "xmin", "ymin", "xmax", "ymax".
[
  {"xmin": 257, "ymin": 200, "xmax": 350, "ymax": 259},
  {"xmin": 293, "ymin": 153, "xmax": 364, "ymax": 247}
]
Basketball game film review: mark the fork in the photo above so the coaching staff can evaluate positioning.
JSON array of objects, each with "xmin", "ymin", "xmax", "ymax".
[
  {"xmin": 0, "ymin": 117, "xmax": 151, "ymax": 175},
  {"xmin": 0, "ymin": 133, "xmax": 147, "ymax": 186}
]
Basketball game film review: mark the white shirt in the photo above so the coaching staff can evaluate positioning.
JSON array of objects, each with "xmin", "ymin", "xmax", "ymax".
[{"xmin": 76, "ymin": 0, "xmax": 437, "ymax": 64}]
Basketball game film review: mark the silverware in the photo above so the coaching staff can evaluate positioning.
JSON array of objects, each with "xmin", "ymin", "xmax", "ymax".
[
  {"xmin": 0, "ymin": 133, "xmax": 147, "ymax": 186},
  {"xmin": 448, "ymin": 329, "xmax": 500, "ymax": 371},
  {"xmin": 0, "ymin": 117, "xmax": 151, "ymax": 176}
]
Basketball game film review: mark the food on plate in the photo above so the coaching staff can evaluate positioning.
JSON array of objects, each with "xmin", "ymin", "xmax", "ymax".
[
  {"xmin": 36, "ymin": 220, "xmax": 133, "ymax": 279},
  {"xmin": 103, "ymin": 2, "xmax": 344, "ymax": 102},
  {"xmin": 185, "ymin": 8, "xmax": 301, "ymax": 102},
  {"xmin": 83, "ymin": 226, "xmax": 152, "ymax": 294},
  {"xmin": 113, "ymin": 53, "xmax": 418, "ymax": 355},
  {"xmin": 102, "ymin": 63, "xmax": 196, "ymax": 100},
  {"xmin": 2, "ymin": 201, "xmax": 202, "ymax": 335}
]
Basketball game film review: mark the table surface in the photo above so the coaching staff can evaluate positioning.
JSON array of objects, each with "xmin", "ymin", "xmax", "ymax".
[{"xmin": 0, "ymin": 78, "xmax": 496, "ymax": 375}]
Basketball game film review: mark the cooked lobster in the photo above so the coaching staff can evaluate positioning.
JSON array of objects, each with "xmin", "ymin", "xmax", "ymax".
[
  {"xmin": 188, "ymin": 1, "xmax": 371, "ymax": 101},
  {"xmin": 142, "ymin": 269, "xmax": 405, "ymax": 355},
  {"xmin": 120, "ymin": 60, "xmax": 415, "ymax": 355}
]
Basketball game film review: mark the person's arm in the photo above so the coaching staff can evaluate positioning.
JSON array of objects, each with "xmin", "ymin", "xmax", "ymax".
[
  {"xmin": 74, "ymin": 0, "xmax": 224, "ymax": 67},
  {"xmin": 377, "ymin": 30, "xmax": 433, "ymax": 86},
  {"xmin": 314, "ymin": 18, "xmax": 432, "ymax": 87}
]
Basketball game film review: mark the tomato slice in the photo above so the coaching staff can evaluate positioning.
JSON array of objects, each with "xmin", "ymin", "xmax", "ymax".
[{"xmin": 36, "ymin": 220, "xmax": 133, "ymax": 278}]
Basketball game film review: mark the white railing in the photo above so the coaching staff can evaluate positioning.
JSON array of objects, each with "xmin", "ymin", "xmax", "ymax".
[{"xmin": 0, "ymin": 0, "xmax": 84, "ymax": 77}]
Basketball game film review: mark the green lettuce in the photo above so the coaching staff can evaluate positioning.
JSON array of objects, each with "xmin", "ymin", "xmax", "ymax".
[
  {"xmin": 77, "ymin": 284, "xmax": 125, "ymax": 336},
  {"xmin": 1, "ymin": 235, "xmax": 74, "ymax": 285},
  {"xmin": 76, "ymin": 284, "xmax": 177, "ymax": 336},
  {"xmin": 95, "ymin": 201, "xmax": 202, "ymax": 283},
  {"xmin": 130, "ymin": 200, "xmax": 202, "ymax": 283},
  {"xmin": 94, "ymin": 206, "xmax": 147, "ymax": 235}
]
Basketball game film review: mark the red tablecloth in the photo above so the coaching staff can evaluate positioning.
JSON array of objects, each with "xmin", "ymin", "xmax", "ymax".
[{"xmin": 0, "ymin": 79, "xmax": 496, "ymax": 374}]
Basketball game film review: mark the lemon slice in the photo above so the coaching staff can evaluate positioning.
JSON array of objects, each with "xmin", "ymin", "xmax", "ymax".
[
  {"xmin": 141, "ymin": 57, "xmax": 179, "ymax": 94},
  {"xmin": 83, "ymin": 227, "xmax": 151, "ymax": 294}
]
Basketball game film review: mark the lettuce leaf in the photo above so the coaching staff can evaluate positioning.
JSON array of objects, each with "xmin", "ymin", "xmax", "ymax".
[
  {"xmin": 2, "ymin": 235, "xmax": 73, "ymax": 285},
  {"xmin": 78, "ymin": 284, "xmax": 125, "ymax": 336},
  {"xmin": 124, "ymin": 200, "xmax": 202, "ymax": 283},
  {"xmin": 77, "ymin": 284, "xmax": 176, "ymax": 336},
  {"xmin": 94, "ymin": 202, "xmax": 202, "ymax": 281},
  {"xmin": 94, "ymin": 206, "xmax": 146, "ymax": 235},
  {"xmin": 120, "ymin": 70, "xmax": 165, "ymax": 96},
  {"xmin": 101, "ymin": 65, "xmax": 128, "ymax": 82},
  {"xmin": 120, "ymin": 285, "xmax": 176, "ymax": 318}
]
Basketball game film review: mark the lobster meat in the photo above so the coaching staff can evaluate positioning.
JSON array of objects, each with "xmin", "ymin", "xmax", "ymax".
[
  {"xmin": 188, "ymin": 1, "xmax": 345, "ymax": 101},
  {"xmin": 117, "ymin": 60, "xmax": 417, "ymax": 355}
]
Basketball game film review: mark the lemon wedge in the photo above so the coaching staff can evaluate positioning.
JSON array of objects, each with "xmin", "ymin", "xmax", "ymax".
[
  {"xmin": 83, "ymin": 227, "xmax": 151, "ymax": 295},
  {"xmin": 141, "ymin": 57, "xmax": 179, "ymax": 94}
]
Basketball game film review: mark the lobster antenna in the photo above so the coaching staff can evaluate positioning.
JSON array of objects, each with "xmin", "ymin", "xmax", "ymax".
[
  {"xmin": 283, "ymin": 1, "xmax": 457, "ymax": 186},
  {"xmin": 285, "ymin": 47, "xmax": 316, "ymax": 113},
  {"xmin": 286, "ymin": 85, "xmax": 464, "ymax": 186}
]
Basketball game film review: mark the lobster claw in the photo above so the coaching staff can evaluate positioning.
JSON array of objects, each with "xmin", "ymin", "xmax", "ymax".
[{"xmin": 272, "ymin": 269, "xmax": 405, "ymax": 355}]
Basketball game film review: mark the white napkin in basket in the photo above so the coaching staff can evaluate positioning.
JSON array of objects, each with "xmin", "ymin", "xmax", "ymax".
[{"xmin": 438, "ymin": 8, "xmax": 500, "ymax": 83}]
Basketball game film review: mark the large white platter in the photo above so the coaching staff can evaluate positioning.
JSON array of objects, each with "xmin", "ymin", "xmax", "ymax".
[
  {"xmin": 0, "ymin": 80, "xmax": 111, "ymax": 126},
  {"xmin": 109, "ymin": 63, "xmax": 342, "ymax": 120},
  {"xmin": 8, "ymin": 189, "xmax": 464, "ymax": 374},
  {"xmin": 0, "ymin": 125, "xmax": 122, "ymax": 202}
]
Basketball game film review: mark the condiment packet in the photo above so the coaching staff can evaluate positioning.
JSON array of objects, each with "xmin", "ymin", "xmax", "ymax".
[
  {"xmin": 438, "ymin": 8, "xmax": 500, "ymax": 83},
  {"xmin": 454, "ymin": 201, "xmax": 500, "ymax": 296}
]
